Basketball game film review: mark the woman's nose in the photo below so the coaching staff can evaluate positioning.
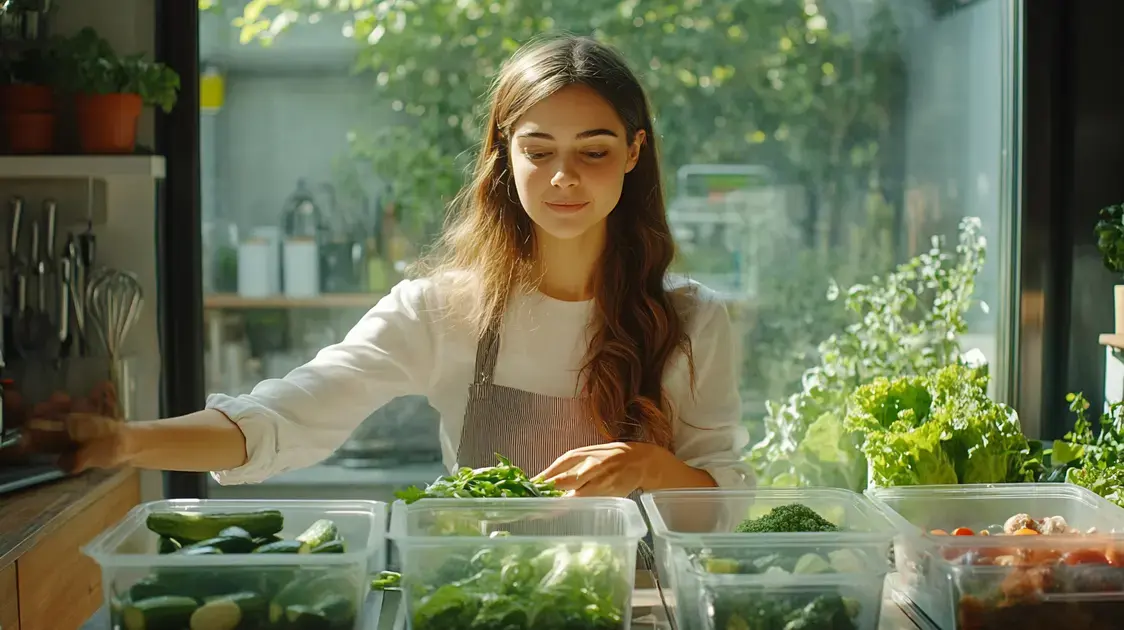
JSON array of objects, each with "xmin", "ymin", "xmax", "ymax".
[{"xmin": 550, "ymin": 159, "xmax": 580, "ymax": 188}]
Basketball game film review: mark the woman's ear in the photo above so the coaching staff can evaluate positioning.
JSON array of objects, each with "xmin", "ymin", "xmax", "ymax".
[{"xmin": 625, "ymin": 129, "xmax": 646, "ymax": 173}]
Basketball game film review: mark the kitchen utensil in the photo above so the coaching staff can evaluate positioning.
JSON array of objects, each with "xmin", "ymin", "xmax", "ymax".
[
  {"xmin": 85, "ymin": 269, "xmax": 143, "ymax": 359},
  {"xmin": 6, "ymin": 197, "xmax": 23, "ymax": 362},
  {"xmin": 17, "ymin": 210, "xmax": 56, "ymax": 359},
  {"xmin": 56, "ymin": 249, "xmax": 71, "ymax": 367},
  {"xmin": 74, "ymin": 224, "xmax": 95, "ymax": 356}
]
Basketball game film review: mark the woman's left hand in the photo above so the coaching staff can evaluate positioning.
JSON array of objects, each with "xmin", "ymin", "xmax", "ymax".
[{"xmin": 537, "ymin": 442, "xmax": 676, "ymax": 497}]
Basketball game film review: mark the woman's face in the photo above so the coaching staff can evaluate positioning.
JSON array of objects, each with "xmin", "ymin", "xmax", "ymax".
[{"xmin": 508, "ymin": 84, "xmax": 645, "ymax": 243}]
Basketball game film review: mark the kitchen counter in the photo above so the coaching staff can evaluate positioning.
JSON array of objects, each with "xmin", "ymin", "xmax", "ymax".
[
  {"xmin": 1, "ymin": 467, "xmax": 141, "ymax": 630},
  {"xmin": 0, "ymin": 467, "xmax": 136, "ymax": 568}
]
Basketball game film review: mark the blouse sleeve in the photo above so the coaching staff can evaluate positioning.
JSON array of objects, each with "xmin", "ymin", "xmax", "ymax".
[
  {"xmin": 667, "ymin": 288, "xmax": 754, "ymax": 489},
  {"xmin": 208, "ymin": 278, "xmax": 441, "ymax": 485}
]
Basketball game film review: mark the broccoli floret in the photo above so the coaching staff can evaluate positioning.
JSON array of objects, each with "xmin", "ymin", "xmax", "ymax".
[{"xmin": 735, "ymin": 504, "xmax": 839, "ymax": 533}]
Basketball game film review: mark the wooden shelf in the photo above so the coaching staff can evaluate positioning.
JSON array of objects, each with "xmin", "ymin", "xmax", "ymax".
[
  {"xmin": 0, "ymin": 155, "xmax": 166, "ymax": 180},
  {"xmin": 204, "ymin": 293, "xmax": 381, "ymax": 309}
]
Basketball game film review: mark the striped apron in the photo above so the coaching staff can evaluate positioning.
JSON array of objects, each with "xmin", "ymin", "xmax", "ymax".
[{"xmin": 455, "ymin": 321, "xmax": 657, "ymax": 570}]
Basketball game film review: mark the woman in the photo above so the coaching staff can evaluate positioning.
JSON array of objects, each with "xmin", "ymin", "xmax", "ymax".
[{"xmin": 28, "ymin": 34, "xmax": 752, "ymax": 497}]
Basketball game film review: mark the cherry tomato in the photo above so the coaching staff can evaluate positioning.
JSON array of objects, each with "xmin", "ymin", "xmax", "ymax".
[
  {"xmin": 952, "ymin": 527, "xmax": 975, "ymax": 536},
  {"xmin": 1062, "ymin": 548, "xmax": 1109, "ymax": 566},
  {"xmin": 1014, "ymin": 528, "xmax": 1039, "ymax": 536},
  {"xmin": 930, "ymin": 529, "xmax": 949, "ymax": 536}
]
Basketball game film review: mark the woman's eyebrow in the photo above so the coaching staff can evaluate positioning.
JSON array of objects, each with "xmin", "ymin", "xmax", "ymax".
[{"xmin": 515, "ymin": 128, "xmax": 619, "ymax": 140}]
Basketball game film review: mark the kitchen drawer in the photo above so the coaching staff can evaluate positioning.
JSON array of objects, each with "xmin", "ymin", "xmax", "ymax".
[{"xmin": 0, "ymin": 562, "xmax": 17, "ymax": 630}]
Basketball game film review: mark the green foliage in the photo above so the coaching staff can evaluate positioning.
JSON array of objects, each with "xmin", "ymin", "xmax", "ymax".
[
  {"xmin": 1047, "ymin": 392, "xmax": 1124, "ymax": 508},
  {"xmin": 748, "ymin": 217, "xmax": 988, "ymax": 490},
  {"xmin": 55, "ymin": 28, "xmax": 181, "ymax": 112},
  {"xmin": 395, "ymin": 454, "xmax": 563, "ymax": 503},
  {"xmin": 1095, "ymin": 203, "xmax": 1124, "ymax": 277},
  {"xmin": 845, "ymin": 363, "xmax": 1035, "ymax": 488},
  {"xmin": 214, "ymin": 0, "xmax": 906, "ymax": 238}
]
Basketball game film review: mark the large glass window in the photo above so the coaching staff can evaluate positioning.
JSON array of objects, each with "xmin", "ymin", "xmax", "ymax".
[{"xmin": 198, "ymin": 0, "xmax": 1017, "ymax": 495}]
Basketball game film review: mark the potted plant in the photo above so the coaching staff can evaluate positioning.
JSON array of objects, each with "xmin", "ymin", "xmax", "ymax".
[
  {"xmin": 1095, "ymin": 202, "xmax": 1124, "ymax": 334},
  {"xmin": 59, "ymin": 28, "xmax": 180, "ymax": 154},
  {"xmin": 0, "ymin": 46, "xmax": 61, "ymax": 153}
]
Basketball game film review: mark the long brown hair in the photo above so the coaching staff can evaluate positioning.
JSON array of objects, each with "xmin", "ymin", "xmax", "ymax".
[{"xmin": 417, "ymin": 34, "xmax": 693, "ymax": 448}]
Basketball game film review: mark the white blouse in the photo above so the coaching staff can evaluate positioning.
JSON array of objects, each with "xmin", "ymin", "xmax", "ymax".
[{"xmin": 208, "ymin": 274, "xmax": 753, "ymax": 489}]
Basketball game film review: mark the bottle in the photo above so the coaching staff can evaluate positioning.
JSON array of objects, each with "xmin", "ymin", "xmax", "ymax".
[{"xmin": 281, "ymin": 180, "xmax": 322, "ymax": 297}]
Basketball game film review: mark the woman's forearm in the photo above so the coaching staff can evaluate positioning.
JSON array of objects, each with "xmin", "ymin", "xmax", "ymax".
[
  {"xmin": 121, "ymin": 409, "xmax": 248, "ymax": 472},
  {"xmin": 647, "ymin": 456, "xmax": 719, "ymax": 491}
]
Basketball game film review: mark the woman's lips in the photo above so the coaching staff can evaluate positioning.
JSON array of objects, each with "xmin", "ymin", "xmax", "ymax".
[{"xmin": 545, "ymin": 201, "xmax": 590, "ymax": 213}]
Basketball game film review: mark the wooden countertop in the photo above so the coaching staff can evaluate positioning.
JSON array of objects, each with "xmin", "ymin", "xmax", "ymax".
[{"xmin": 0, "ymin": 467, "xmax": 136, "ymax": 569}]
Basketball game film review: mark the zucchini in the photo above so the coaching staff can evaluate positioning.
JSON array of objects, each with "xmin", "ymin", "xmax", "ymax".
[
  {"xmin": 253, "ymin": 540, "xmax": 306, "ymax": 554},
  {"xmin": 190, "ymin": 592, "xmax": 267, "ymax": 630},
  {"xmin": 157, "ymin": 536, "xmax": 182, "ymax": 554},
  {"xmin": 122, "ymin": 595, "xmax": 199, "ymax": 630},
  {"xmin": 146, "ymin": 510, "xmax": 284, "ymax": 542},
  {"xmin": 179, "ymin": 534, "xmax": 257, "ymax": 554},
  {"xmin": 296, "ymin": 519, "xmax": 339, "ymax": 551},
  {"xmin": 309, "ymin": 539, "xmax": 346, "ymax": 554}
]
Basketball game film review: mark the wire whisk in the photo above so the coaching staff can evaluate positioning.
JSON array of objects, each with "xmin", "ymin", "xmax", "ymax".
[{"xmin": 86, "ymin": 268, "xmax": 144, "ymax": 359}]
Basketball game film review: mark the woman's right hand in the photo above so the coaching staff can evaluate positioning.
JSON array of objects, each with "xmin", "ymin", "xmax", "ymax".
[{"xmin": 20, "ymin": 414, "xmax": 130, "ymax": 473}]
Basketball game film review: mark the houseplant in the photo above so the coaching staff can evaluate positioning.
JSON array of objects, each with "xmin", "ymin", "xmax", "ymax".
[
  {"xmin": 1095, "ymin": 202, "xmax": 1124, "ymax": 334},
  {"xmin": 0, "ymin": 46, "xmax": 61, "ymax": 153},
  {"xmin": 58, "ymin": 28, "xmax": 180, "ymax": 154}
]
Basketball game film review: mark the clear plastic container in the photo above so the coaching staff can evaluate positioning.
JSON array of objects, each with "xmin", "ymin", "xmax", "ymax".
[
  {"xmin": 867, "ymin": 483, "xmax": 1124, "ymax": 630},
  {"xmin": 389, "ymin": 497, "xmax": 648, "ymax": 630},
  {"xmin": 83, "ymin": 499, "xmax": 387, "ymax": 630},
  {"xmin": 641, "ymin": 488, "xmax": 896, "ymax": 630}
]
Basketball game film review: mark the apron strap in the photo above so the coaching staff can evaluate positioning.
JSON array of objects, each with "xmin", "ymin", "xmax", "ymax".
[{"xmin": 472, "ymin": 321, "xmax": 502, "ymax": 385}]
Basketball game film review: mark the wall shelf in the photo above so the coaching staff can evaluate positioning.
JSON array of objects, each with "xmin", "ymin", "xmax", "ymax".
[
  {"xmin": 204, "ymin": 293, "xmax": 382, "ymax": 309},
  {"xmin": 0, "ymin": 156, "xmax": 166, "ymax": 180}
]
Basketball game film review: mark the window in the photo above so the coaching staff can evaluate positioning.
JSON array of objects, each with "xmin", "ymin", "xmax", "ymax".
[{"xmin": 199, "ymin": 0, "xmax": 1018, "ymax": 492}]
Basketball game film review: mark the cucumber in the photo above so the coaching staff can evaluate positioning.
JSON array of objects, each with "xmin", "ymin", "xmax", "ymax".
[
  {"xmin": 309, "ymin": 539, "xmax": 346, "ymax": 554},
  {"xmin": 190, "ymin": 592, "xmax": 267, "ymax": 630},
  {"xmin": 217, "ymin": 525, "xmax": 253, "ymax": 540},
  {"xmin": 122, "ymin": 596, "xmax": 199, "ymax": 630},
  {"xmin": 296, "ymin": 519, "xmax": 339, "ymax": 551},
  {"xmin": 252, "ymin": 534, "xmax": 283, "ymax": 547},
  {"xmin": 175, "ymin": 545, "xmax": 224, "ymax": 556},
  {"xmin": 312, "ymin": 593, "xmax": 355, "ymax": 626},
  {"xmin": 253, "ymin": 540, "xmax": 306, "ymax": 554},
  {"xmin": 179, "ymin": 534, "xmax": 257, "ymax": 554},
  {"xmin": 146, "ymin": 510, "xmax": 284, "ymax": 542},
  {"xmin": 269, "ymin": 572, "xmax": 356, "ymax": 625},
  {"xmin": 128, "ymin": 576, "xmax": 174, "ymax": 602},
  {"xmin": 157, "ymin": 536, "xmax": 182, "ymax": 554},
  {"xmin": 284, "ymin": 604, "xmax": 332, "ymax": 630}
]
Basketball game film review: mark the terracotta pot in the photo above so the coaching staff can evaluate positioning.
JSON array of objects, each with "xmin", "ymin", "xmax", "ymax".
[
  {"xmin": 75, "ymin": 93, "xmax": 143, "ymax": 154},
  {"xmin": 0, "ymin": 84, "xmax": 54, "ymax": 114},
  {"xmin": 1115, "ymin": 285, "xmax": 1124, "ymax": 335},
  {"xmin": 4, "ymin": 112, "xmax": 55, "ymax": 154}
]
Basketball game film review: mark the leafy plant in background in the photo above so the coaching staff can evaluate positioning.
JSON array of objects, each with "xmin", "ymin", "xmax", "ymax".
[
  {"xmin": 209, "ymin": 0, "xmax": 907, "ymax": 248},
  {"xmin": 1043, "ymin": 393, "xmax": 1124, "ymax": 508},
  {"xmin": 1095, "ymin": 203, "xmax": 1124, "ymax": 278},
  {"xmin": 54, "ymin": 28, "xmax": 181, "ymax": 112},
  {"xmin": 845, "ymin": 363, "xmax": 1036, "ymax": 488},
  {"xmin": 747, "ymin": 217, "xmax": 988, "ymax": 490}
]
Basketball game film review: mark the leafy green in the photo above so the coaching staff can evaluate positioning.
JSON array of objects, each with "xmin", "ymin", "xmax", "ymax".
[
  {"xmin": 734, "ymin": 504, "xmax": 839, "ymax": 534},
  {"xmin": 1047, "ymin": 393, "xmax": 1124, "ymax": 507},
  {"xmin": 52, "ymin": 28, "xmax": 181, "ymax": 112},
  {"xmin": 1095, "ymin": 203, "xmax": 1124, "ymax": 277},
  {"xmin": 845, "ymin": 363, "xmax": 1034, "ymax": 488},
  {"xmin": 396, "ymin": 454, "xmax": 563, "ymax": 503},
  {"xmin": 703, "ymin": 591, "xmax": 860, "ymax": 630},
  {"xmin": 408, "ymin": 542, "xmax": 628, "ymax": 630},
  {"xmin": 748, "ymin": 218, "xmax": 988, "ymax": 491}
]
